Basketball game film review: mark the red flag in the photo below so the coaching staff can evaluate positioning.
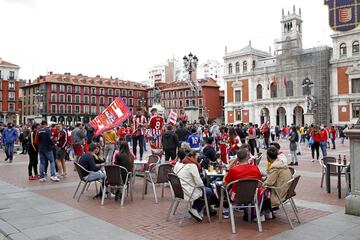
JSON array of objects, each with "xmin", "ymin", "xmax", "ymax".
[
  {"xmin": 273, "ymin": 74, "xmax": 277, "ymax": 86},
  {"xmin": 283, "ymin": 73, "xmax": 287, "ymax": 88},
  {"xmin": 89, "ymin": 97, "xmax": 132, "ymax": 136},
  {"xmin": 167, "ymin": 110, "xmax": 177, "ymax": 126}
]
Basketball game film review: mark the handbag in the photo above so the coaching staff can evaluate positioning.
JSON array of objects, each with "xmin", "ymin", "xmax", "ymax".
[{"xmin": 309, "ymin": 136, "xmax": 314, "ymax": 145}]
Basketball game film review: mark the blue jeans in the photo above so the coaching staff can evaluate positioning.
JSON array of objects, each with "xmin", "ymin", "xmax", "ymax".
[
  {"xmin": 192, "ymin": 187, "xmax": 212, "ymax": 212},
  {"xmin": 331, "ymin": 138, "xmax": 336, "ymax": 149},
  {"xmin": 5, "ymin": 142, "xmax": 14, "ymax": 161},
  {"xmin": 320, "ymin": 141, "xmax": 327, "ymax": 158},
  {"xmin": 39, "ymin": 151, "xmax": 56, "ymax": 178},
  {"xmin": 132, "ymin": 135, "xmax": 145, "ymax": 159}
]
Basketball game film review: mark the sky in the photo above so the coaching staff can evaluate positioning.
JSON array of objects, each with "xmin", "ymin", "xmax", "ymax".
[{"xmin": 0, "ymin": 0, "xmax": 333, "ymax": 82}]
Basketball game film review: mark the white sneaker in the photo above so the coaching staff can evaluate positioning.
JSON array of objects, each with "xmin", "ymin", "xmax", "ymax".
[
  {"xmin": 264, "ymin": 211, "xmax": 273, "ymax": 220},
  {"xmin": 188, "ymin": 208, "xmax": 203, "ymax": 222},
  {"xmin": 39, "ymin": 178, "xmax": 46, "ymax": 182},
  {"xmin": 50, "ymin": 176, "xmax": 60, "ymax": 182},
  {"xmin": 253, "ymin": 214, "xmax": 265, "ymax": 222}
]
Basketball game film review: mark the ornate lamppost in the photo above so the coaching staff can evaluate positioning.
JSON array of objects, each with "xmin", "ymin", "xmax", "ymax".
[
  {"xmin": 183, "ymin": 52, "xmax": 198, "ymax": 82},
  {"xmin": 302, "ymin": 77, "xmax": 315, "ymax": 125}
]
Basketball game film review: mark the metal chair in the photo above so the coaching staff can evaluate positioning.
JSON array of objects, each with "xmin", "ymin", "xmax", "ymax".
[
  {"xmin": 266, "ymin": 175, "xmax": 301, "ymax": 229},
  {"xmin": 101, "ymin": 165, "xmax": 133, "ymax": 206},
  {"xmin": 288, "ymin": 166, "xmax": 296, "ymax": 176},
  {"xmin": 254, "ymin": 152, "xmax": 263, "ymax": 166},
  {"xmin": 220, "ymin": 178, "xmax": 263, "ymax": 234},
  {"xmin": 142, "ymin": 163, "xmax": 173, "ymax": 203},
  {"xmin": 166, "ymin": 173, "xmax": 211, "ymax": 226},
  {"xmin": 73, "ymin": 162, "xmax": 102, "ymax": 202},
  {"xmin": 319, "ymin": 157, "xmax": 341, "ymax": 188}
]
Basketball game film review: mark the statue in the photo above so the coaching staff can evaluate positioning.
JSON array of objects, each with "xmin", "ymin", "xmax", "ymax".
[{"xmin": 154, "ymin": 87, "xmax": 161, "ymax": 104}]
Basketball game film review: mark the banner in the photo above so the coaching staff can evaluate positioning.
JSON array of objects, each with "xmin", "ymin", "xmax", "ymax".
[
  {"xmin": 167, "ymin": 110, "xmax": 177, "ymax": 126},
  {"xmin": 89, "ymin": 97, "xmax": 132, "ymax": 136}
]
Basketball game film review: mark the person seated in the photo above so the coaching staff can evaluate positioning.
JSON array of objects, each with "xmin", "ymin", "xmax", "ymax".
[
  {"xmin": 114, "ymin": 141, "xmax": 134, "ymax": 201},
  {"xmin": 239, "ymin": 144, "xmax": 254, "ymax": 165},
  {"xmin": 174, "ymin": 150, "xmax": 215, "ymax": 222},
  {"xmin": 267, "ymin": 142, "xmax": 288, "ymax": 170},
  {"xmin": 201, "ymin": 137, "xmax": 218, "ymax": 169},
  {"xmin": 222, "ymin": 148, "xmax": 263, "ymax": 219},
  {"xmin": 263, "ymin": 147, "xmax": 292, "ymax": 217}
]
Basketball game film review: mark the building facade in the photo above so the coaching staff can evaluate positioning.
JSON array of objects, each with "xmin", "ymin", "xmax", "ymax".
[
  {"xmin": 0, "ymin": 58, "xmax": 22, "ymax": 125},
  {"xmin": 224, "ymin": 8, "xmax": 332, "ymax": 126},
  {"xmin": 197, "ymin": 59, "xmax": 225, "ymax": 90},
  {"xmin": 330, "ymin": 29, "xmax": 360, "ymax": 125},
  {"xmin": 21, "ymin": 73, "xmax": 147, "ymax": 125},
  {"xmin": 159, "ymin": 78, "xmax": 222, "ymax": 121}
]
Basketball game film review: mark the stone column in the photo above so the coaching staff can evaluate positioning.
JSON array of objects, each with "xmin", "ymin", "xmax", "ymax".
[
  {"xmin": 3, "ymin": 113, "xmax": 7, "ymax": 124},
  {"xmin": 80, "ymin": 116, "xmax": 84, "ymax": 124},
  {"xmin": 16, "ymin": 114, "xmax": 20, "ymax": 126},
  {"xmin": 345, "ymin": 128, "xmax": 360, "ymax": 216}
]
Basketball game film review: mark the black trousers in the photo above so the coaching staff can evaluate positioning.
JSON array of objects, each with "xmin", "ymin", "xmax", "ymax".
[
  {"xmin": 28, "ymin": 150, "xmax": 38, "ymax": 176},
  {"xmin": 311, "ymin": 142, "xmax": 320, "ymax": 160},
  {"xmin": 248, "ymin": 139, "xmax": 256, "ymax": 156},
  {"xmin": 164, "ymin": 149, "xmax": 177, "ymax": 161},
  {"xmin": 132, "ymin": 135, "xmax": 145, "ymax": 159},
  {"xmin": 22, "ymin": 140, "xmax": 29, "ymax": 153}
]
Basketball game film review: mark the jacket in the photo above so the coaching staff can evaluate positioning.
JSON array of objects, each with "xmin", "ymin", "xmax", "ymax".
[
  {"xmin": 162, "ymin": 130, "xmax": 179, "ymax": 151},
  {"xmin": 265, "ymin": 160, "xmax": 292, "ymax": 207},
  {"xmin": 2, "ymin": 127, "xmax": 18, "ymax": 144},
  {"xmin": 72, "ymin": 127, "xmax": 86, "ymax": 145},
  {"xmin": 174, "ymin": 162, "xmax": 203, "ymax": 201},
  {"xmin": 175, "ymin": 127, "xmax": 190, "ymax": 142}
]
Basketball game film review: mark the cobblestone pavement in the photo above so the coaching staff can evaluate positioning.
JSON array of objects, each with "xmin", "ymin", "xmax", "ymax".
[{"xmin": 0, "ymin": 139, "xmax": 357, "ymax": 240}]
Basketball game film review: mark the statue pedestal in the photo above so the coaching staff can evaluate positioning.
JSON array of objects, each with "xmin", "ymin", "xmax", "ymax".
[
  {"xmin": 303, "ymin": 113, "xmax": 314, "ymax": 126},
  {"xmin": 184, "ymin": 106, "xmax": 199, "ymax": 124},
  {"xmin": 345, "ymin": 129, "xmax": 360, "ymax": 216}
]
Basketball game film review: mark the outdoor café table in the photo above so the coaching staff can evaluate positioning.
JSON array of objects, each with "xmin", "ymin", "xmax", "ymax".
[
  {"xmin": 204, "ymin": 169, "xmax": 226, "ymax": 187},
  {"xmin": 132, "ymin": 159, "xmax": 147, "ymax": 184},
  {"xmin": 326, "ymin": 162, "xmax": 348, "ymax": 199}
]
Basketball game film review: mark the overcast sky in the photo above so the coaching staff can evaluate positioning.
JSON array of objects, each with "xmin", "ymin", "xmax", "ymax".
[{"xmin": 0, "ymin": 0, "xmax": 332, "ymax": 82}]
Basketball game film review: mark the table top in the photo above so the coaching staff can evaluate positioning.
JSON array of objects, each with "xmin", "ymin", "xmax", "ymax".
[
  {"xmin": 133, "ymin": 159, "xmax": 147, "ymax": 165},
  {"xmin": 327, "ymin": 162, "xmax": 349, "ymax": 167},
  {"xmin": 205, "ymin": 169, "xmax": 226, "ymax": 177}
]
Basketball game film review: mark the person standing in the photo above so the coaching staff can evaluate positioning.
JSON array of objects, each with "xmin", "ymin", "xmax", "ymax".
[
  {"xmin": 149, "ymin": 108, "xmax": 164, "ymax": 155},
  {"xmin": 235, "ymin": 124, "xmax": 246, "ymax": 144},
  {"xmin": 2, "ymin": 123, "xmax": 19, "ymax": 163},
  {"xmin": 28, "ymin": 124, "xmax": 39, "ymax": 180},
  {"xmin": 248, "ymin": 123, "xmax": 256, "ymax": 156},
  {"xmin": 175, "ymin": 122, "xmax": 190, "ymax": 146},
  {"xmin": 55, "ymin": 124, "xmax": 68, "ymax": 177},
  {"xmin": 330, "ymin": 126, "xmax": 337, "ymax": 149},
  {"xmin": 162, "ymin": 125, "xmax": 179, "ymax": 161},
  {"xmin": 36, "ymin": 121, "xmax": 60, "ymax": 182},
  {"xmin": 71, "ymin": 123, "xmax": 86, "ymax": 165},
  {"xmin": 288, "ymin": 127, "xmax": 299, "ymax": 166},
  {"xmin": 102, "ymin": 129, "xmax": 118, "ymax": 165},
  {"xmin": 187, "ymin": 128, "xmax": 201, "ymax": 152},
  {"xmin": 132, "ymin": 108, "xmax": 147, "ymax": 160},
  {"xmin": 319, "ymin": 125, "xmax": 328, "ymax": 158},
  {"xmin": 310, "ymin": 126, "xmax": 321, "ymax": 162}
]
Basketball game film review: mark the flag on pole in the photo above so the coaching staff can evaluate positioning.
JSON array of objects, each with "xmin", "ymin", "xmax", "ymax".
[
  {"xmin": 283, "ymin": 73, "xmax": 287, "ymax": 88},
  {"xmin": 267, "ymin": 75, "xmax": 270, "ymax": 90},
  {"xmin": 273, "ymin": 74, "xmax": 277, "ymax": 86},
  {"xmin": 167, "ymin": 110, "xmax": 177, "ymax": 126},
  {"xmin": 89, "ymin": 97, "xmax": 132, "ymax": 136}
]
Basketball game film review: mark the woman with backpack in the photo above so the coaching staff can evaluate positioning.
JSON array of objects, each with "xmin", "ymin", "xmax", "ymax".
[{"xmin": 288, "ymin": 126, "xmax": 299, "ymax": 166}]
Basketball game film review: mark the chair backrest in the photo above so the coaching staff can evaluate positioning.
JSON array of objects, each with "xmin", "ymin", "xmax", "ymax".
[
  {"xmin": 74, "ymin": 162, "xmax": 87, "ymax": 181},
  {"xmin": 321, "ymin": 157, "xmax": 337, "ymax": 174},
  {"xmin": 156, "ymin": 164, "xmax": 173, "ymax": 184},
  {"xmin": 167, "ymin": 173, "xmax": 184, "ymax": 199},
  {"xmin": 146, "ymin": 155, "xmax": 160, "ymax": 171},
  {"xmin": 285, "ymin": 175, "xmax": 301, "ymax": 200},
  {"xmin": 288, "ymin": 167, "xmax": 296, "ymax": 176},
  {"xmin": 105, "ymin": 165, "xmax": 128, "ymax": 186},
  {"xmin": 255, "ymin": 153, "xmax": 263, "ymax": 166},
  {"xmin": 229, "ymin": 178, "xmax": 261, "ymax": 205}
]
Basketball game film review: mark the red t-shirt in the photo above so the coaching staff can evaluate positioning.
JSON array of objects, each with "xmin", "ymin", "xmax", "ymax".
[
  {"xmin": 118, "ymin": 127, "xmax": 126, "ymax": 139},
  {"xmin": 225, "ymin": 164, "xmax": 262, "ymax": 195},
  {"xmin": 320, "ymin": 129, "xmax": 328, "ymax": 142}
]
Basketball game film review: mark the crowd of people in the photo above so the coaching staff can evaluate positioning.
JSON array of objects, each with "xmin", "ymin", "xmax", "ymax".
[{"xmin": 0, "ymin": 107, "xmax": 353, "ymax": 222}]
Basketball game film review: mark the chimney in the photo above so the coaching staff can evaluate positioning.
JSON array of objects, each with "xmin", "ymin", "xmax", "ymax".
[
  {"xmin": 249, "ymin": 40, "xmax": 252, "ymax": 46},
  {"xmin": 299, "ymin": 7, "xmax": 302, "ymax": 15},
  {"xmin": 293, "ymin": 5, "xmax": 295, "ymax": 13},
  {"xmin": 282, "ymin": 8, "xmax": 284, "ymax": 17},
  {"xmin": 96, "ymin": 75, "xmax": 100, "ymax": 78},
  {"xmin": 225, "ymin": 46, "xmax": 227, "ymax": 54}
]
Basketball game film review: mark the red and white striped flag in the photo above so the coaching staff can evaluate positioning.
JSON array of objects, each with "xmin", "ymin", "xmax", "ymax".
[
  {"xmin": 273, "ymin": 74, "xmax": 277, "ymax": 86},
  {"xmin": 283, "ymin": 73, "xmax": 287, "ymax": 88},
  {"xmin": 167, "ymin": 110, "xmax": 177, "ymax": 126}
]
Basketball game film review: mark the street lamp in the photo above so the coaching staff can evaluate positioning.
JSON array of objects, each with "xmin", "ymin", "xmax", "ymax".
[
  {"xmin": 34, "ymin": 89, "xmax": 43, "ymax": 118},
  {"xmin": 301, "ymin": 77, "xmax": 314, "ymax": 113},
  {"xmin": 183, "ymin": 52, "xmax": 198, "ymax": 81},
  {"xmin": 183, "ymin": 53, "xmax": 199, "ymax": 108}
]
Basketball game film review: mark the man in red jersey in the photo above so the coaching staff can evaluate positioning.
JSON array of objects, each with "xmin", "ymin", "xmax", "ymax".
[
  {"xmin": 148, "ymin": 108, "xmax": 164, "ymax": 155},
  {"xmin": 132, "ymin": 108, "xmax": 147, "ymax": 160}
]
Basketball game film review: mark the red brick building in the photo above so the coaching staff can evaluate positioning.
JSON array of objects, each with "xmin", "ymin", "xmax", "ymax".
[
  {"xmin": 21, "ymin": 72, "xmax": 147, "ymax": 125},
  {"xmin": 0, "ymin": 59, "xmax": 22, "ymax": 125},
  {"xmin": 158, "ymin": 78, "xmax": 222, "ymax": 122}
]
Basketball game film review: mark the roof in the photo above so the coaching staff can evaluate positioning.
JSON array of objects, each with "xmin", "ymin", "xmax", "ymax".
[
  {"xmin": 23, "ymin": 73, "xmax": 147, "ymax": 90},
  {"xmin": 224, "ymin": 45, "xmax": 271, "ymax": 59},
  {"xmin": 0, "ymin": 59, "xmax": 19, "ymax": 68},
  {"xmin": 160, "ymin": 78, "xmax": 220, "ymax": 91}
]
